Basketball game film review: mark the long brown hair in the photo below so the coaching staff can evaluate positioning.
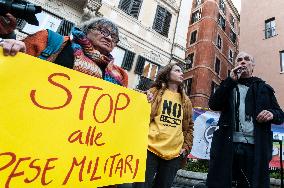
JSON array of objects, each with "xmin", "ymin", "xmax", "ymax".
[{"xmin": 150, "ymin": 62, "xmax": 184, "ymax": 93}]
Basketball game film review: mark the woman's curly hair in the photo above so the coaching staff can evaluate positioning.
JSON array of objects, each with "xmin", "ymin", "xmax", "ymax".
[{"xmin": 151, "ymin": 62, "xmax": 184, "ymax": 92}]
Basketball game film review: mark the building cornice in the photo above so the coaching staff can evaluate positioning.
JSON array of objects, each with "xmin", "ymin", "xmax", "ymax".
[
  {"xmin": 82, "ymin": 0, "xmax": 103, "ymax": 20},
  {"xmin": 226, "ymin": 0, "xmax": 240, "ymax": 20},
  {"xmin": 156, "ymin": 0, "xmax": 180, "ymax": 13}
]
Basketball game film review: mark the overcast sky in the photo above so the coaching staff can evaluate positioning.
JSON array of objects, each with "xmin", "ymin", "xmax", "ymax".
[{"xmin": 231, "ymin": 0, "xmax": 241, "ymax": 13}]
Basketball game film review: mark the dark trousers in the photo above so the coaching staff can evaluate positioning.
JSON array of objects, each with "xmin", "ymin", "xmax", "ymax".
[
  {"xmin": 132, "ymin": 150, "xmax": 181, "ymax": 188},
  {"xmin": 232, "ymin": 143, "xmax": 255, "ymax": 188}
]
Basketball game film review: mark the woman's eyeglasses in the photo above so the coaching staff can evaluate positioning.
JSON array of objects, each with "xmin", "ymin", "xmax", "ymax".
[
  {"xmin": 90, "ymin": 27, "xmax": 120, "ymax": 44},
  {"xmin": 237, "ymin": 56, "xmax": 251, "ymax": 62}
]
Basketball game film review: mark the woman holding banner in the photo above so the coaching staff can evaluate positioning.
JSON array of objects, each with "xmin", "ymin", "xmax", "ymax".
[
  {"xmin": 133, "ymin": 62, "xmax": 194, "ymax": 188},
  {"xmin": 0, "ymin": 17, "xmax": 127, "ymax": 188}
]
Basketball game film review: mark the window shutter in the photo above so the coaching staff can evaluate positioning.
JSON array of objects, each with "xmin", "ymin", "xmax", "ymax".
[
  {"xmin": 134, "ymin": 56, "xmax": 146, "ymax": 75},
  {"xmin": 57, "ymin": 19, "xmax": 75, "ymax": 36},
  {"xmin": 121, "ymin": 50, "xmax": 135, "ymax": 71},
  {"xmin": 153, "ymin": 5, "xmax": 171, "ymax": 37},
  {"xmin": 162, "ymin": 10, "xmax": 172, "ymax": 37},
  {"xmin": 130, "ymin": 0, "xmax": 143, "ymax": 18},
  {"xmin": 119, "ymin": 0, "xmax": 132, "ymax": 13},
  {"xmin": 153, "ymin": 6, "xmax": 165, "ymax": 33},
  {"xmin": 215, "ymin": 58, "xmax": 220, "ymax": 75}
]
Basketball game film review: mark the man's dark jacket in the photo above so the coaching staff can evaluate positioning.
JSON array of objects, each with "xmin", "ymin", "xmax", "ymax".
[{"xmin": 206, "ymin": 77, "xmax": 284, "ymax": 188}]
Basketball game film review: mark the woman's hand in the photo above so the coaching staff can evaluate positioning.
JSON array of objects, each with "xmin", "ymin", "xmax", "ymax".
[
  {"xmin": 0, "ymin": 39, "xmax": 26, "ymax": 56},
  {"xmin": 146, "ymin": 90, "xmax": 154, "ymax": 103},
  {"xmin": 180, "ymin": 148, "xmax": 187, "ymax": 158}
]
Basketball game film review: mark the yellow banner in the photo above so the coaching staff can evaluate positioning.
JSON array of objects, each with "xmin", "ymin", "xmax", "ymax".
[{"xmin": 0, "ymin": 49, "xmax": 150, "ymax": 188}]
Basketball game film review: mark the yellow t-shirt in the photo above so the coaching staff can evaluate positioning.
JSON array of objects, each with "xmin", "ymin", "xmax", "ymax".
[{"xmin": 148, "ymin": 89, "xmax": 184, "ymax": 160}]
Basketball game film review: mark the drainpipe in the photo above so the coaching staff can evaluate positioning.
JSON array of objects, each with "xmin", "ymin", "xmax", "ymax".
[{"xmin": 170, "ymin": 0, "xmax": 183, "ymax": 63}]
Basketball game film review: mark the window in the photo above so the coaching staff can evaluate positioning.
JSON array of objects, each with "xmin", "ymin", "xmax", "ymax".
[
  {"xmin": 153, "ymin": 6, "xmax": 172, "ymax": 37},
  {"xmin": 190, "ymin": 30, "xmax": 198, "ymax": 44},
  {"xmin": 19, "ymin": 11, "xmax": 74, "ymax": 35},
  {"xmin": 111, "ymin": 47, "xmax": 126, "ymax": 67},
  {"xmin": 265, "ymin": 17, "xmax": 276, "ymax": 39},
  {"xmin": 230, "ymin": 15, "xmax": 235, "ymax": 28},
  {"xmin": 211, "ymin": 81, "xmax": 219, "ymax": 95},
  {"xmin": 185, "ymin": 53, "xmax": 194, "ymax": 70},
  {"xmin": 228, "ymin": 70, "xmax": 231, "ymax": 77},
  {"xmin": 142, "ymin": 60, "xmax": 159, "ymax": 80},
  {"xmin": 280, "ymin": 51, "xmax": 284, "ymax": 72},
  {"xmin": 230, "ymin": 29, "xmax": 236, "ymax": 44},
  {"xmin": 134, "ymin": 56, "xmax": 160, "ymax": 79},
  {"xmin": 217, "ymin": 34, "xmax": 222, "ymax": 49},
  {"xmin": 228, "ymin": 49, "xmax": 234, "ymax": 63},
  {"xmin": 57, "ymin": 19, "xmax": 75, "ymax": 36},
  {"xmin": 184, "ymin": 78, "xmax": 193, "ymax": 96},
  {"xmin": 219, "ymin": 0, "xmax": 226, "ymax": 13},
  {"xmin": 215, "ymin": 57, "xmax": 221, "ymax": 75},
  {"xmin": 135, "ymin": 56, "xmax": 160, "ymax": 91},
  {"xmin": 111, "ymin": 47, "xmax": 135, "ymax": 70},
  {"xmin": 195, "ymin": 0, "xmax": 203, "ymax": 7},
  {"xmin": 218, "ymin": 14, "xmax": 226, "ymax": 30},
  {"xmin": 191, "ymin": 9, "xmax": 202, "ymax": 24},
  {"xmin": 118, "ymin": 0, "xmax": 143, "ymax": 19}
]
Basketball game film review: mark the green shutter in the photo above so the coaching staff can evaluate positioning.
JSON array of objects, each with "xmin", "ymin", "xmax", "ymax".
[
  {"xmin": 134, "ymin": 56, "xmax": 146, "ymax": 75},
  {"xmin": 121, "ymin": 50, "xmax": 135, "ymax": 71}
]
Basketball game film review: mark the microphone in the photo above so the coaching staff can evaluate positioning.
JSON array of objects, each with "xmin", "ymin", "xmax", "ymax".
[{"xmin": 234, "ymin": 67, "xmax": 246, "ymax": 79}]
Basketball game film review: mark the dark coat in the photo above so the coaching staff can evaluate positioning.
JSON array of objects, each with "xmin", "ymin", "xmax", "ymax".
[{"xmin": 206, "ymin": 77, "xmax": 284, "ymax": 188}]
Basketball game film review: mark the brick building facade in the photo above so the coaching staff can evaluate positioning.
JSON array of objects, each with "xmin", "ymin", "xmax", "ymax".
[
  {"xmin": 239, "ymin": 0, "xmax": 284, "ymax": 109},
  {"xmin": 183, "ymin": 0, "xmax": 239, "ymax": 108}
]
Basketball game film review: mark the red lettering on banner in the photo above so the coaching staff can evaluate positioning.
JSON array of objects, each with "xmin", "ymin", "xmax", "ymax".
[
  {"xmin": 62, "ymin": 156, "xmax": 86, "ymax": 185},
  {"xmin": 93, "ymin": 94, "xmax": 113, "ymax": 123},
  {"xmin": 115, "ymin": 158, "xmax": 123, "ymax": 177},
  {"xmin": 24, "ymin": 159, "xmax": 41, "ymax": 183},
  {"xmin": 78, "ymin": 86, "xmax": 131, "ymax": 123},
  {"xmin": 113, "ymin": 93, "xmax": 130, "ymax": 123},
  {"xmin": 41, "ymin": 158, "xmax": 58, "ymax": 185},
  {"xmin": 0, "ymin": 152, "xmax": 57, "ymax": 188},
  {"xmin": 63, "ymin": 154, "xmax": 140, "ymax": 184},
  {"xmin": 63, "ymin": 156, "xmax": 101, "ymax": 185},
  {"xmin": 124, "ymin": 155, "xmax": 133, "ymax": 174},
  {"xmin": 90, "ymin": 157, "xmax": 101, "ymax": 181},
  {"xmin": 0, "ymin": 152, "xmax": 16, "ymax": 172},
  {"xmin": 6, "ymin": 156, "xmax": 31, "ymax": 188},
  {"xmin": 30, "ymin": 73, "xmax": 72, "ymax": 110},
  {"xmin": 67, "ymin": 126, "xmax": 105, "ymax": 147},
  {"xmin": 133, "ymin": 159, "xmax": 139, "ymax": 179},
  {"xmin": 79, "ymin": 86, "xmax": 103, "ymax": 120},
  {"xmin": 29, "ymin": 73, "xmax": 131, "ymax": 123},
  {"xmin": 108, "ymin": 153, "xmax": 121, "ymax": 177}
]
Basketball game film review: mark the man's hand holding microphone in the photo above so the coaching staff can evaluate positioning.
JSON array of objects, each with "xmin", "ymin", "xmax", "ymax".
[{"xmin": 230, "ymin": 65, "xmax": 246, "ymax": 81}]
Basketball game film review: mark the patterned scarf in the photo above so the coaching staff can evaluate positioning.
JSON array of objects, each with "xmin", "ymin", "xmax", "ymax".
[{"xmin": 71, "ymin": 27, "xmax": 126, "ymax": 86}]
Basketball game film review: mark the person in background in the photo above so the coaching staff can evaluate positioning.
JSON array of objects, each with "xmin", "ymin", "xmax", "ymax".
[
  {"xmin": 207, "ymin": 52, "xmax": 284, "ymax": 188},
  {"xmin": 133, "ymin": 62, "xmax": 194, "ymax": 188},
  {"xmin": 0, "ymin": 13, "xmax": 17, "ymax": 39}
]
